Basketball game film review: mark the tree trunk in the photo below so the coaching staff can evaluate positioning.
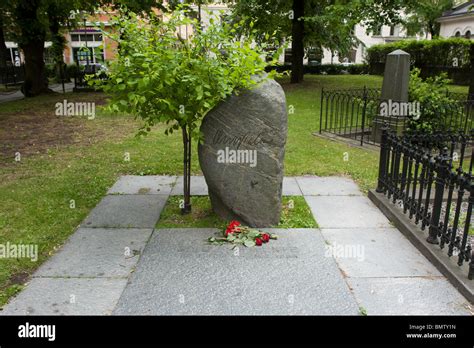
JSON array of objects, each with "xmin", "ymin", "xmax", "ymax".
[
  {"xmin": 198, "ymin": 1, "xmax": 202, "ymax": 28},
  {"xmin": 15, "ymin": 0, "xmax": 49, "ymax": 97},
  {"xmin": 290, "ymin": 0, "xmax": 304, "ymax": 84},
  {"xmin": 428, "ymin": 21, "xmax": 437, "ymax": 38},
  {"xmin": 21, "ymin": 41, "xmax": 49, "ymax": 97},
  {"xmin": 181, "ymin": 125, "xmax": 192, "ymax": 214},
  {"xmin": 468, "ymin": 43, "xmax": 474, "ymax": 100},
  {"xmin": 0, "ymin": 17, "xmax": 9, "ymax": 68}
]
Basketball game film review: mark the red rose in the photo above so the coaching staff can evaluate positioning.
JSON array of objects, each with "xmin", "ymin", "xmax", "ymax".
[
  {"xmin": 229, "ymin": 220, "xmax": 240, "ymax": 228},
  {"xmin": 226, "ymin": 221, "xmax": 242, "ymax": 235},
  {"xmin": 255, "ymin": 238, "xmax": 263, "ymax": 246},
  {"xmin": 261, "ymin": 233, "xmax": 270, "ymax": 243}
]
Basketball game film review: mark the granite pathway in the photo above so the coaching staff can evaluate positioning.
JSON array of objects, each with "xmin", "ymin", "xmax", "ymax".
[{"xmin": 1, "ymin": 176, "xmax": 472, "ymax": 315}]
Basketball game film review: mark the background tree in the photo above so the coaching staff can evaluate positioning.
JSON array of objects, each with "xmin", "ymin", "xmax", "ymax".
[
  {"xmin": 7, "ymin": 0, "xmax": 88, "ymax": 96},
  {"xmin": 98, "ymin": 8, "xmax": 279, "ymax": 213},
  {"xmin": 12, "ymin": 0, "xmax": 51, "ymax": 96},
  {"xmin": 168, "ymin": 0, "xmax": 215, "ymax": 27},
  {"xmin": 226, "ymin": 0, "xmax": 407, "ymax": 83},
  {"xmin": 404, "ymin": 0, "xmax": 454, "ymax": 38},
  {"xmin": 2, "ymin": 0, "xmax": 164, "ymax": 97},
  {"xmin": 291, "ymin": 0, "xmax": 304, "ymax": 83}
]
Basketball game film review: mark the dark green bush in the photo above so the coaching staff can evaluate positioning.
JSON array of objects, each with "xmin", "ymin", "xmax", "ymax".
[
  {"xmin": 347, "ymin": 64, "xmax": 369, "ymax": 75},
  {"xmin": 45, "ymin": 64, "xmax": 56, "ymax": 79},
  {"xmin": 366, "ymin": 38, "xmax": 471, "ymax": 84},
  {"xmin": 407, "ymin": 68, "xmax": 461, "ymax": 132},
  {"xmin": 65, "ymin": 64, "xmax": 82, "ymax": 79},
  {"xmin": 44, "ymin": 63, "xmax": 83, "ymax": 83},
  {"xmin": 266, "ymin": 63, "xmax": 368, "ymax": 75}
]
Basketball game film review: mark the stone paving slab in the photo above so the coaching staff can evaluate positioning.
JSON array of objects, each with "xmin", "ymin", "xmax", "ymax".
[
  {"xmin": 170, "ymin": 176, "xmax": 209, "ymax": 196},
  {"xmin": 296, "ymin": 176, "xmax": 362, "ymax": 196},
  {"xmin": 321, "ymin": 228, "xmax": 442, "ymax": 278},
  {"xmin": 282, "ymin": 177, "xmax": 302, "ymax": 195},
  {"xmin": 0, "ymin": 278, "xmax": 127, "ymax": 315},
  {"xmin": 346, "ymin": 277, "xmax": 472, "ymax": 315},
  {"xmin": 114, "ymin": 228, "xmax": 360, "ymax": 315},
  {"xmin": 82, "ymin": 195, "xmax": 167, "ymax": 228},
  {"xmin": 305, "ymin": 196, "xmax": 392, "ymax": 228},
  {"xmin": 107, "ymin": 175, "xmax": 176, "ymax": 195},
  {"xmin": 3, "ymin": 175, "xmax": 472, "ymax": 316},
  {"xmin": 35, "ymin": 228, "xmax": 153, "ymax": 278}
]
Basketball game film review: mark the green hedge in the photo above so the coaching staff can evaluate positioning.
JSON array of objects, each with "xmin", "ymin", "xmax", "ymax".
[
  {"xmin": 45, "ymin": 63, "xmax": 83, "ymax": 83},
  {"xmin": 266, "ymin": 63, "xmax": 369, "ymax": 75},
  {"xmin": 366, "ymin": 38, "xmax": 471, "ymax": 84}
]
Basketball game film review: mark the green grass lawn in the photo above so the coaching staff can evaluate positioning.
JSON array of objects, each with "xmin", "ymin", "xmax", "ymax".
[{"xmin": 0, "ymin": 74, "xmax": 468, "ymax": 307}]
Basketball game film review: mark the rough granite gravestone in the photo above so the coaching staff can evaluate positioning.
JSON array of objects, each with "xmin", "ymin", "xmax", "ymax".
[{"xmin": 198, "ymin": 78, "xmax": 287, "ymax": 227}]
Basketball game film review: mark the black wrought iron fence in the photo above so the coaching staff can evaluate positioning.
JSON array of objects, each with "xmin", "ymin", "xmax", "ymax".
[
  {"xmin": 73, "ymin": 70, "xmax": 89, "ymax": 91},
  {"xmin": 376, "ymin": 125, "xmax": 474, "ymax": 279},
  {"xmin": 319, "ymin": 87, "xmax": 384, "ymax": 146},
  {"xmin": 415, "ymin": 98, "xmax": 474, "ymax": 134},
  {"xmin": 0, "ymin": 64, "xmax": 25, "ymax": 87},
  {"xmin": 319, "ymin": 87, "xmax": 474, "ymax": 146}
]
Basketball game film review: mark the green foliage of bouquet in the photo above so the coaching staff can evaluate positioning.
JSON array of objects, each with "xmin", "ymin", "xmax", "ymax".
[{"xmin": 208, "ymin": 220, "xmax": 277, "ymax": 247}]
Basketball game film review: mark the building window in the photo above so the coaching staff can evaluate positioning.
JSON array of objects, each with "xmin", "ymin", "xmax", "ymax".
[
  {"xmin": 307, "ymin": 47, "xmax": 322, "ymax": 66},
  {"xmin": 348, "ymin": 48, "xmax": 357, "ymax": 63},
  {"xmin": 339, "ymin": 49, "xmax": 357, "ymax": 64},
  {"xmin": 73, "ymin": 47, "xmax": 104, "ymax": 65},
  {"xmin": 369, "ymin": 24, "xmax": 382, "ymax": 37},
  {"xmin": 465, "ymin": 30, "xmax": 471, "ymax": 39},
  {"xmin": 70, "ymin": 32, "xmax": 103, "ymax": 43},
  {"xmin": 455, "ymin": 31, "xmax": 461, "ymax": 37}
]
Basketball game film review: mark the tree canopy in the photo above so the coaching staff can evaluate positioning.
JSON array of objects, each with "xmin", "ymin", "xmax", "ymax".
[
  {"xmin": 224, "ymin": 0, "xmax": 410, "ymax": 82},
  {"xmin": 404, "ymin": 0, "xmax": 455, "ymax": 38}
]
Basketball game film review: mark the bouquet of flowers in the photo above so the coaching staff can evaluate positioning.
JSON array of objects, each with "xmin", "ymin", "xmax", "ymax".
[{"xmin": 208, "ymin": 220, "xmax": 277, "ymax": 247}]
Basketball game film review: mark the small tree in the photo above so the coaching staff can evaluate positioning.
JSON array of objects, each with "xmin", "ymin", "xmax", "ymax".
[{"xmin": 98, "ymin": 7, "xmax": 279, "ymax": 214}]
